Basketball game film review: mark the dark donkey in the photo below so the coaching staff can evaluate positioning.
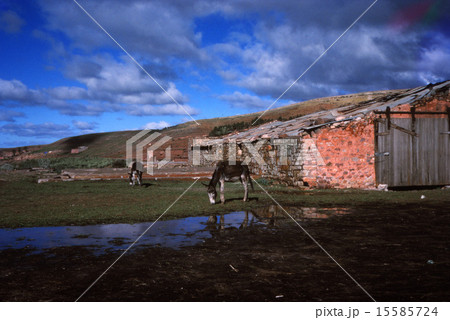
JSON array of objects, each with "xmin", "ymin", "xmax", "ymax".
[
  {"xmin": 203, "ymin": 161, "xmax": 254, "ymax": 204},
  {"xmin": 128, "ymin": 161, "xmax": 143, "ymax": 186}
]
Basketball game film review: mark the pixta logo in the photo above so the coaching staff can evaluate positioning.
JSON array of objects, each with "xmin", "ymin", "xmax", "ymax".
[
  {"xmin": 191, "ymin": 138, "xmax": 324, "ymax": 167},
  {"xmin": 126, "ymin": 130, "xmax": 172, "ymax": 175}
]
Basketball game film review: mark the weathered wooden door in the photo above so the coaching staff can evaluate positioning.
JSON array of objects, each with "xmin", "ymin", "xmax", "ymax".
[{"xmin": 375, "ymin": 108, "xmax": 450, "ymax": 187}]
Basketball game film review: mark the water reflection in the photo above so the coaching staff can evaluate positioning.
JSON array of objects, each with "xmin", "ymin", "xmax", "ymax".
[
  {"xmin": 205, "ymin": 211, "xmax": 259, "ymax": 234},
  {"xmin": 0, "ymin": 217, "xmax": 214, "ymax": 255},
  {"xmin": 205, "ymin": 206, "xmax": 350, "ymax": 230},
  {"xmin": 250, "ymin": 205, "xmax": 350, "ymax": 226},
  {"xmin": 0, "ymin": 206, "xmax": 349, "ymax": 254}
]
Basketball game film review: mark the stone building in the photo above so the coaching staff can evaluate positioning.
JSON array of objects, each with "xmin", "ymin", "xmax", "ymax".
[{"xmin": 192, "ymin": 81, "xmax": 450, "ymax": 189}]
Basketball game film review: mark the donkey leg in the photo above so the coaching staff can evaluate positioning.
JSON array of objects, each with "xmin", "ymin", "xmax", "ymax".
[
  {"xmin": 240, "ymin": 211, "xmax": 249, "ymax": 229},
  {"xmin": 242, "ymin": 174, "xmax": 248, "ymax": 201},
  {"xmin": 219, "ymin": 214, "xmax": 225, "ymax": 230},
  {"xmin": 220, "ymin": 178, "xmax": 225, "ymax": 204}
]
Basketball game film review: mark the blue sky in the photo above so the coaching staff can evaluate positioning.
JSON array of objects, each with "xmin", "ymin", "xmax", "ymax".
[{"xmin": 0, "ymin": 0, "xmax": 449, "ymax": 148}]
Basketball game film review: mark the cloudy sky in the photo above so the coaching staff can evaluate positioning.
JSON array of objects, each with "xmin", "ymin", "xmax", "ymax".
[{"xmin": 0, "ymin": 0, "xmax": 449, "ymax": 147}]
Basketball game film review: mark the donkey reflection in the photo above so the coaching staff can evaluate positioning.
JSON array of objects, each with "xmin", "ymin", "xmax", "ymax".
[
  {"xmin": 206, "ymin": 207, "xmax": 284, "ymax": 232},
  {"xmin": 206, "ymin": 211, "xmax": 253, "ymax": 232}
]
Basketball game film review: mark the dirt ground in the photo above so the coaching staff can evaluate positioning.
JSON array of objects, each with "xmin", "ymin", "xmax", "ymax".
[{"xmin": 1, "ymin": 203, "xmax": 449, "ymax": 302}]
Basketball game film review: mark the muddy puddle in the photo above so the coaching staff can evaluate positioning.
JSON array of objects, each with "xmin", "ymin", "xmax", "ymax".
[
  {"xmin": 1, "ymin": 203, "xmax": 449, "ymax": 301},
  {"xmin": 0, "ymin": 206, "xmax": 349, "ymax": 255}
]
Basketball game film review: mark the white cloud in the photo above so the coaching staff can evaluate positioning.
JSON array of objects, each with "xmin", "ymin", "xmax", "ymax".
[
  {"xmin": 0, "ymin": 79, "xmax": 44, "ymax": 104},
  {"xmin": 142, "ymin": 121, "xmax": 171, "ymax": 130},
  {"xmin": 126, "ymin": 104, "xmax": 198, "ymax": 116},
  {"xmin": 0, "ymin": 122, "xmax": 72, "ymax": 137},
  {"xmin": 0, "ymin": 109, "xmax": 25, "ymax": 122},
  {"xmin": 63, "ymin": 54, "xmax": 188, "ymax": 105},
  {"xmin": 418, "ymin": 34, "xmax": 450, "ymax": 80},
  {"xmin": 0, "ymin": 10, "xmax": 25, "ymax": 34},
  {"xmin": 38, "ymin": 0, "xmax": 210, "ymax": 63},
  {"xmin": 0, "ymin": 78, "xmax": 103, "ymax": 116},
  {"xmin": 0, "ymin": 54, "xmax": 196, "ymax": 117},
  {"xmin": 219, "ymin": 91, "xmax": 289, "ymax": 110},
  {"xmin": 206, "ymin": 1, "xmax": 450, "ymax": 100},
  {"xmin": 48, "ymin": 86, "xmax": 88, "ymax": 100},
  {"xmin": 72, "ymin": 120, "xmax": 97, "ymax": 131}
]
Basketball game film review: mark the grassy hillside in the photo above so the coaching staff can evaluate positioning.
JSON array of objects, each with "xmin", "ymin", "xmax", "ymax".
[{"xmin": 39, "ymin": 131, "xmax": 144, "ymax": 158}]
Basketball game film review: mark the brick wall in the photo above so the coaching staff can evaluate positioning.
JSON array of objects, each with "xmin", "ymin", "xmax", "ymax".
[
  {"xmin": 383, "ymin": 99, "xmax": 449, "ymax": 119},
  {"xmin": 302, "ymin": 117, "xmax": 376, "ymax": 189}
]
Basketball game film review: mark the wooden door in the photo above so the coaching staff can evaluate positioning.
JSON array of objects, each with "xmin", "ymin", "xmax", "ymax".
[{"xmin": 375, "ymin": 114, "xmax": 449, "ymax": 187}]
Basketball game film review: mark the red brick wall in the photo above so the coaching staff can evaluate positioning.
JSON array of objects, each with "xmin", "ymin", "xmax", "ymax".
[
  {"xmin": 302, "ymin": 117, "xmax": 376, "ymax": 189},
  {"xmin": 386, "ymin": 99, "xmax": 448, "ymax": 119}
]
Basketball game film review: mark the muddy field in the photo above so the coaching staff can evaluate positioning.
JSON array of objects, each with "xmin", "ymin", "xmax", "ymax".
[{"xmin": 1, "ymin": 203, "xmax": 449, "ymax": 302}]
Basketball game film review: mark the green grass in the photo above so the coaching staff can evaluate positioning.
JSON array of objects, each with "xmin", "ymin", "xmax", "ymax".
[
  {"xmin": 12, "ymin": 157, "xmax": 126, "ymax": 172},
  {"xmin": 0, "ymin": 178, "xmax": 449, "ymax": 228}
]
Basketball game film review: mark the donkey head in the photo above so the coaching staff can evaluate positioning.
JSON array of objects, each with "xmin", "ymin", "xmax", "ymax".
[
  {"xmin": 128, "ymin": 172, "xmax": 133, "ymax": 185},
  {"xmin": 129, "ymin": 170, "xmax": 140, "ymax": 186},
  {"xmin": 202, "ymin": 182, "xmax": 217, "ymax": 204}
]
